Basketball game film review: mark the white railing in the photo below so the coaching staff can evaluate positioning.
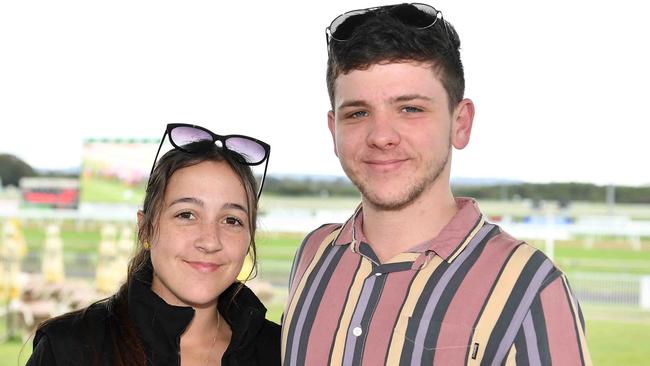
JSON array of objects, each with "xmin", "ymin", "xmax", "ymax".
[{"xmin": 568, "ymin": 272, "xmax": 650, "ymax": 309}]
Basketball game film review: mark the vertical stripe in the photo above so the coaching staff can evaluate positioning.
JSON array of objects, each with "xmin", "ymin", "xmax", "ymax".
[
  {"xmin": 288, "ymin": 225, "xmax": 340, "ymax": 301},
  {"xmin": 384, "ymin": 256, "xmax": 444, "ymax": 365},
  {"xmin": 561, "ymin": 275, "xmax": 592, "ymax": 366},
  {"xmin": 295, "ymin": 246, "xmax": 349, "ymax": 366},
  {"xmin": 287, "ymin": 245, "xmax": 344, "ymax": 366},
  {"xmin": 434, "ymin": 231, "xmax": 518, "ymax": 365},
  {"xmin": 409, "ymin": 224, "xmax": 495, "ymax": 365},
  {"xmin": 282, "ymin": 227, "xmax": 340, "ymax": 365},
  {"xmin": 361, "ymin": 270, "xmax": 418, "ymax": 366},
  {"xmin": 328, "ymin": 259, "xmax": 373, "ymax": 365},
  {"xmin": 304, "ymin": 249, "xmax": 363, "ymax": 365},
  {"xmin": 467, "ymin": 243, "xmax": 537, "ymax": 365},
  {"xmin": 523, "ymin": 311, "xmax": 541, "ymax": 366},
  {"xmin": 529, "ymin": 296, "xmax": 550, "ymax": 364},
  {"xmin": 343, "ymin": 275, "xmax": 379, "ymax": 365},
  {"xmin": 504, "ymin": 343, "xmax": 516, "ymax": 365},
  {"xmin": 282, "ymin": 228, "xmax": 337, "ymax": 361},
  {"xmin": 540, "ymin": 277, "xmax": 585, "ymax": 366},
  {"xmin": 490, "ymin": 259, "xmax": 553, "ymax": 365}
]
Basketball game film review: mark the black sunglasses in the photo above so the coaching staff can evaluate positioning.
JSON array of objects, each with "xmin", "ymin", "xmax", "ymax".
[
  {"xmin": 325, "ymin": 3, "xmax": 443, "ymax": 46},
  {"xmin": 150, "ymin": 123, "xmax": 271, "ymax": 199}
]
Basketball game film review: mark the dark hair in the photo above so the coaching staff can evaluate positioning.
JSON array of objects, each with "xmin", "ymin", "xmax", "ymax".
[
  {"xmin": 326, "ymin": 4, "xmax": 464, "ymax": 112},
  {"xmin": 35, "ymin": 145, "xmax": 260, "ymax": 366}
]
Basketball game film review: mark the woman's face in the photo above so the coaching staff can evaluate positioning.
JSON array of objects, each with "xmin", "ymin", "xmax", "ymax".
[{"xmin": 148, "ymin": 160, "xmax": 250, "ymax": 309}]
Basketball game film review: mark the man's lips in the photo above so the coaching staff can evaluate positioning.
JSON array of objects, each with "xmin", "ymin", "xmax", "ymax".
[
  {"xmin": 185, "ymin": 260, "xmax": 220, "ymax": 273},
  {"xmin": 364, "ymin": 158, "xmax": 409, "ymax": 171},
  {"xmin": 365, "ymin": 158, "xmax": 408, "ymax": 165}
]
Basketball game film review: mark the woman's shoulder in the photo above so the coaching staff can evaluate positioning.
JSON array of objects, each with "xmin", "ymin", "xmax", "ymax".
[
  {"xmin": 253, "ymin": 319, "xmax": 281, "ymax": 363},
  {"xmin": 37, "ymin": 300, "xmax": 112, "ymax": 339},
  {"xmin": 31, "ymin": 300, "xmax": 113, "ymax": 364}
]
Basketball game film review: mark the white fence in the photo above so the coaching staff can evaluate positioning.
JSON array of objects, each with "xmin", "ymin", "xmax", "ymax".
[{"xmin": 569, "ymin": 272, "xmax": 650, "ymax": 309}]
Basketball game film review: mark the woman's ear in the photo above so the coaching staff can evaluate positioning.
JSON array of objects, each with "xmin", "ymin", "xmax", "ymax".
[{"xmin": 137, "ymin": 210, "xmax": 146, "ymax": 242}]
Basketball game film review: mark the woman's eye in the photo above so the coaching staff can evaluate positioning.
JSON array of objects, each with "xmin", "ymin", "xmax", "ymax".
[
  {"xmin": 176, "ymin": 211, "xmax": 195, "ymax": 220},
  {"xmin": 224, "ymin": 216, "xmax": 244, "ymax": 226}
]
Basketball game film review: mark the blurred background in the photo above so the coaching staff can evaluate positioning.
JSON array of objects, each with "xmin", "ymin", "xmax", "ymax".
[{"xmin": 1, "ymin": 0, "xmax": 649, "ymax": 364}]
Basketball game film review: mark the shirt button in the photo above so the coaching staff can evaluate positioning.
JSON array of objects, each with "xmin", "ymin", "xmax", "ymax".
[{"xmin": 352, "ymin": 326, "xmax": 363, "ymax": 337}]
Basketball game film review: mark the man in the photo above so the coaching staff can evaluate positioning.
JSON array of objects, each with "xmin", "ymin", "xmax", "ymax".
[{"xmin": 282, "ymin": 3, "xmax": 591, "ymax": 365}]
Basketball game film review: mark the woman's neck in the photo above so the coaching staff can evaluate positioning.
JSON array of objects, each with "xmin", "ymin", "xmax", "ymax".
[{"xmin": 179, "ymin": 304, "xmax": 231, "ymax": 366}]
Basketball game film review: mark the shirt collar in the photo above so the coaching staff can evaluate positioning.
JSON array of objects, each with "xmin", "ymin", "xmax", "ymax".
[{"xmin": 332, "ymin": 197, "xmax": 484, "ymax": 262}]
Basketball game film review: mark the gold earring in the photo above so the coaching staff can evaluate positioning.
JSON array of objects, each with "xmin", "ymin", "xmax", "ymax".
[{"xmin": 143, "ymin": 242, "xmax": 150, "ymax": 250}]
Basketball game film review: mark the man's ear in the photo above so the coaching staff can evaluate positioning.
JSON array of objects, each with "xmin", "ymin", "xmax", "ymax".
[
  {"xmin": 327, "ymin": 110, "xmax": 339, "ymax": 157},
  {"xmin": 451, "ymin": 98, "xmax": 475, "ymax": 150}
]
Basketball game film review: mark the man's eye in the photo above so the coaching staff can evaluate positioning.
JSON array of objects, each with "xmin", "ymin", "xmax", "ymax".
[
  {"xmin": 176, "ymin": 211, "xmax": 195, "ymax": 220},
  {"xmin": 402, "ymin": 106, "xmax": 422, "ymax": 113},
  {"xmin": 350, "ymin": 111, "xmax": 369, "ymax": 118}
]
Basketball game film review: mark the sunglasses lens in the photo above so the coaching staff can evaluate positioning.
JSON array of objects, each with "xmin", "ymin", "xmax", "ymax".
[
  {"xmin": 394, "ymin": 4, "xmax": 438, "ymax": 28},
  {"xmin": 225, "ymin": 137, "xmax": 267, "ymax": 165},
  {"xmin": 170, "ymin": 126, "xmax": 213, "ymax": 151},
  {"xmin": 330, "ymin": 10, "xmax": 372, "ymax": 41},
  {"xmin": 329, "ymin": 4, "xmax": 439, "ymax": 42}
]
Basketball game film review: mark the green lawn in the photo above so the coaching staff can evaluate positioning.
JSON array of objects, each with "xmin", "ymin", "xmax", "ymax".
[
  {"xmin": 587, "ymin": 319, "xmax": 650, "ymax": 364},
  {"xmin": 80, "ymin": 176, "xmax": 145, "ymax": 204}
]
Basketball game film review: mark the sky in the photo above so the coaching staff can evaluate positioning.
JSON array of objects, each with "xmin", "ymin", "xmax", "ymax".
[{"xmin": 1, "ymin": 0, "xmax": 649, "ymax": 186}]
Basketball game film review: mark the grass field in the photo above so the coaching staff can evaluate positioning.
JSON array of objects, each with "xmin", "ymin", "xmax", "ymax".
[{"xmin": 3, "ymin": 199, "xmax": 650, "ymax": 364}]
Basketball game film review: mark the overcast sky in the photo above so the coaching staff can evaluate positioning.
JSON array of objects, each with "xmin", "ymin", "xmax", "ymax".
[{"xmin": 1, "ymin": 0, "xmax": 648, "ymax": 186}]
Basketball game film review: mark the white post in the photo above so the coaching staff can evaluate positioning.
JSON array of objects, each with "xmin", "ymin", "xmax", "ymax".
[
  {"xmin": 641, "ymin": 276, "xmax": 650, "ymax": 311},
  {"xmin": 630, "ymin": 235, "xmax": 641, "ymax": 252}
]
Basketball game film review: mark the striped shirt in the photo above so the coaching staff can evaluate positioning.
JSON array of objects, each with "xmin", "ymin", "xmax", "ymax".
[{"xmin": 282, "ymin": 198, "xmax": 591, "ymax": 365}]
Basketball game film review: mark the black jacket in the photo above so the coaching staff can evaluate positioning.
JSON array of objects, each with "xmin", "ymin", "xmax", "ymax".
[{"xmin": 26, "ymin": 267, "xmax": 280, "ymax": 365}]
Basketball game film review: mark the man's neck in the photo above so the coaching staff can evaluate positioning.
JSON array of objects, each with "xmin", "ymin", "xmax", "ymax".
[{"xmin": 361, "ymin": 185, "xmax": 458, "ymax": 263}]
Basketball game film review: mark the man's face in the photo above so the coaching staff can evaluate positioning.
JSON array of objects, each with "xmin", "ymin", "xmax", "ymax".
[{"xmin": 328, "ymin": 62, "xmax": 473, "ymax": 211}]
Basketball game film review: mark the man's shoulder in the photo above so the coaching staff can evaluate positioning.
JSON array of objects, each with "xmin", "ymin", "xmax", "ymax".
[
  {"xmin": 301, "ymin": 222, "xmax": 344, "ymax": 248},
  {"xmin": 486, "ymin": 223, "xmax": 564, "ymax": 281}
]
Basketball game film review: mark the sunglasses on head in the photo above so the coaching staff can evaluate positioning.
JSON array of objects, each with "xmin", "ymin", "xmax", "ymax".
[
  {"xmin": 150, "ymin": 123, "xmax": 271, "ymax": 199},
  {"xmin": 326, "ymin": 3, "xmax": 443, "ymax": 46}
]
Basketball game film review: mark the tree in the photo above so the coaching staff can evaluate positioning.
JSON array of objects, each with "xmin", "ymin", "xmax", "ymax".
[{"xmin": 0, "ymin": 154, "xmax": 36, "ymax": 187}]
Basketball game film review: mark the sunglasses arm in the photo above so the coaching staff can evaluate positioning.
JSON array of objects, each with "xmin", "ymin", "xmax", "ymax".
[
  {"xmin": 149, "ymin": 130, "xmax": 168, "ymax": 177},
  {"xmin": 256, "ymin": 154, "xmax": 270, "ymax": 200}
]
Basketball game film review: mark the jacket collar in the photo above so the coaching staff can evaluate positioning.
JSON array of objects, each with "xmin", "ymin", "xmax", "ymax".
[{"xmin": 127, "ymin": 264, "xmax": 268, "ymax": 361}]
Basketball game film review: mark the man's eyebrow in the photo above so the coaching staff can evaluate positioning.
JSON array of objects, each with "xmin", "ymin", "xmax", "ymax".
[
  {"xmin": 390, "ymin": 94, "xmax": 433, "ymax": 103},
  {"xmin": 337, "ymin": 99, "xmax": 371, "ymax": 110},
  {"xmin": 337, "ymin": 95, "xmax": 434, "ymax": 111}
]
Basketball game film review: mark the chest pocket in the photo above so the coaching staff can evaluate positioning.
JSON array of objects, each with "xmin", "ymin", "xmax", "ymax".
[{"xmin": 391, "ymin": 316, "xmax": 474, "ymax": 363}]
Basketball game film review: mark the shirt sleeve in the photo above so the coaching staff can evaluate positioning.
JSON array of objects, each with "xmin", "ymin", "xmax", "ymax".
[
  {"xmin": 510, "ymin": 273, "xmax": 592, "ymax": 365},
  {"xmin": 25, "ymin": 333, "xmax": 57, "ymax": 366}
]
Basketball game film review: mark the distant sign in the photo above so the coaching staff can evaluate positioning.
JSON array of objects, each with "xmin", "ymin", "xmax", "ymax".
[
  {"xmin": 81, "ymin": 138, "xmax": 159, "ymax": 204},
  {"xmin": 20, "ymin": 177, "xmax": 80, "ymax": 209}
]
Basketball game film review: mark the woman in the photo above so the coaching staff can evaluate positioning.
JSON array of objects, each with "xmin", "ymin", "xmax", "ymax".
[{"xmin": 27, "ymin": 123, "xmax": 279, "ymax": 365}]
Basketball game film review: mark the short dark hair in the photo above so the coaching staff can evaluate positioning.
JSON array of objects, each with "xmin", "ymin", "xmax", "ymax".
[{"xmin": 326, "ymin": 4, "xmax": 464, "ymax": 112}]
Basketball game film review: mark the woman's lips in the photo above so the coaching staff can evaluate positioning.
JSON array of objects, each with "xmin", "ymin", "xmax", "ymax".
[{"xmin": 186, "ymin": 261, "xmax": 219, "ymax": 273}]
